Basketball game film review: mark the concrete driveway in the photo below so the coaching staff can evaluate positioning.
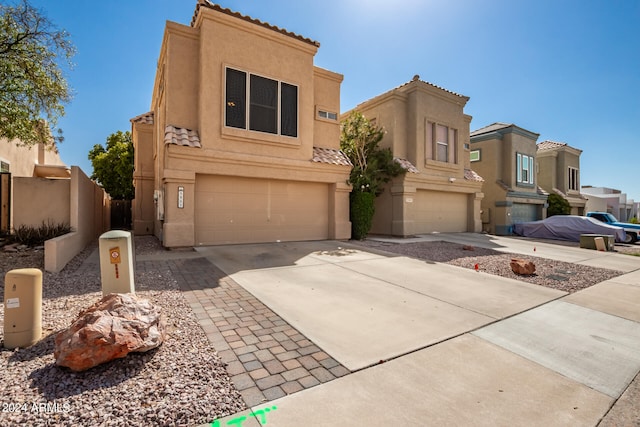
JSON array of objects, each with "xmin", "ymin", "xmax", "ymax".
[
  {"xmin": 198, "ymin": 234, "xmax": 640, "ymax": 426},
  {"xmin": 196, "ymin": 240, "xmax": 563, "ymax": 371}
]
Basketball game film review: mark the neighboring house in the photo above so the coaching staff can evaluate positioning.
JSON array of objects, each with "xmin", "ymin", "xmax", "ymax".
[
  {"xmin": 470, "ymin": 123, "xmax": 548, "ymax": 235},
  {"xmin": 536, "ymin": 140, "xmax": 586, "ymax": 215},
  {"xmin": 0, "ymin": 138, "xmax": 70, "ymax": 233},
  {"xmin": 581, "ymin": 186, "xmax": 638, "ymax": 221},
  {"xmin": 131, "ymin": 1, "xmax": 351, "ymax": 247},
  {"xmin": 343, "ymin": 75, "xmax": 484, "ymax": 236},
  {"xmin": 0, "ymin": 137, "xmax": 108, "ymax": 272},
  {"xmin": 0, "ymin": 138, "xmax": 69, "ymax": 178}
]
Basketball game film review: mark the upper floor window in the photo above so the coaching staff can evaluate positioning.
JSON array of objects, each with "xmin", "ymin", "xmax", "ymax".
[
  {"xmin": 427, "ymin": 122, "xmax": 457, "ymax": 164},
  {"xmin": 0, "ymin": 161, "xmax": 9, "ymax": 173},
  {"xmin": 516, "ymin": 153, "xmax": 534, "ymax": 185},
  {"xmin": 470, "ymin": 150, "xmax": 480, "ymax": 162},
  {"xmin": 318, "ymin": 110, "xmax": 338, "ymax": 121},
  {"xmin": 568, "ymin": 167, "xmax": 579, "ymax": 191},
  {"xmin": 225, "ymin": 67, "xmax": 298, "ymax": 138}
]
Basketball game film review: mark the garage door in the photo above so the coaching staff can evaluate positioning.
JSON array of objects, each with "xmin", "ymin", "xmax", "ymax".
[
  {"xmin": 511, "ymin": 203, "xmax": 538, "ymax": 224},
  {"xmin": 195, "ymin": 175, "xmax": 329, "ymax": 245},
  {"xmin": 413, "ymin": 190, "xmax": 467, "ymax": 233}
]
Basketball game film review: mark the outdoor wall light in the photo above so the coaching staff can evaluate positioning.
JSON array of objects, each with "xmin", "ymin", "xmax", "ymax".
[{"xmin": 449, "ymin": 177, "xmax": 456, "ymax": 183}]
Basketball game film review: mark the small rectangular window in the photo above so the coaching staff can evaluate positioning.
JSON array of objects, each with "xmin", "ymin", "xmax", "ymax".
[
  {"xmin": 470, "ymin": 150, "xmax": 480, "ymax": 162},
  {"xmin": 0, "ymin": 161, "xmax": 9, "ymax": 172},
  {"xmin": 318, "ymin": 110, "xmax": 338, "ymax": 121}
]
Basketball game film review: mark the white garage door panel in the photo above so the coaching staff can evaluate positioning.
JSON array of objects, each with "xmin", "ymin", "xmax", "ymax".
[
  {"xmin": 414, "ymin": 190, "xmax": 467, "ymax": 233},
  {"xmin": 512, "ymin": 203, "xmax": 537, "ymax": 224},
  {"xmin": 195, "ymin": 175, "xmax": 329, "ymax": 245}
]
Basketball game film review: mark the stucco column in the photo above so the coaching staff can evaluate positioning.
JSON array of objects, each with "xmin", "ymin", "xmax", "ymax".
[
  {"xmin": 391, "ymin": 185, "xmax": 416, "ymax": 237},
  {"xmin": 468, "ymin": 192, "xmax": 484, "ymax": 233},
  {"xmin": 329, "ymin": 182, "xmax": 352, "ymax": 240},
  {"xmin": 162, "ymin": 169, "xmax": 196, "ymax": 247}
]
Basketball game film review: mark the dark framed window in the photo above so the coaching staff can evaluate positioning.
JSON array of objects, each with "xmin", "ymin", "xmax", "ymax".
[
  {"xmin": 225, "ymin": 68, "xmax": 246, "ymax": 129},
  {"xmin": 225, "ymin": 67, "xmax": 298, "ymax": 137},
  {"xmin": 281, "ymin": 83, "xmax": 298, "ymax": 137},
  {"xmin": 568, "ymin": 167, "xmax": 579, "ymax": 191}
]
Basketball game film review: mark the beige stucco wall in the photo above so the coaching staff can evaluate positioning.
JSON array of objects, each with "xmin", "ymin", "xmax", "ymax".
[
  {"xmin": 138, "ymin": 7, "xmax": 351, "ymax": 247},
  {"xmin": 13, "ymin": 177, "xmax": 70, "ymax": 228},
  {"xmin": 194, "ymin": 11, "xmax": 317, "ymax": 161},
  {"xmin": 45, "ymin": 167, "xmax": 109, "ymax": 272},
  {"xmin": 348, "ymin": 78, "xmax": 483, "ymax": 236}
]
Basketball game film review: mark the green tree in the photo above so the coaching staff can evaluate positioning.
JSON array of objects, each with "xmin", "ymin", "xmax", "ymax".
[
  {"xmin": 88, "ymin": 131, "xmax": 134, "ymax": 200},
  {"xmin": 340, "ymin": 111, "xmax": 406, "ymax": 239},
  {"xmin": 547, "ymin": 193, "xmax": 571, "ymax": 217},
  {"xmin": 0, "ymin": 0, "xmax": 75, "ymax": 147}
]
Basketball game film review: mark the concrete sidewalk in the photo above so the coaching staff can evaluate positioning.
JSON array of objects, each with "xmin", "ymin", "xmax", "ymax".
[{"xmin": 191, "ymin": 236, "xmax": 640, "ymax": 426}]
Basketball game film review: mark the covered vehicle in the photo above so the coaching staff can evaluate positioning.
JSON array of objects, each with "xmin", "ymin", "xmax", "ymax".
[{"xmin": 513, "ymin": 215, "xmax": 626, "ymax": 242}]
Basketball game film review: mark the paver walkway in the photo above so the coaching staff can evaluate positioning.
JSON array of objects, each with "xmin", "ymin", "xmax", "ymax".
[{"xmin": 167, "ymin": 256, "xmax": 350, "ymax": 407}]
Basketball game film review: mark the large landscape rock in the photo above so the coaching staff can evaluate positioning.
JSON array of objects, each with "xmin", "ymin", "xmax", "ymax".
[
  {"xmin": 54, "ymin": 293, "xmax": 166, "ymax": 371},
  {"xmin": 510, "ymin": 258, "xmax": 536, "ymax": 276}
]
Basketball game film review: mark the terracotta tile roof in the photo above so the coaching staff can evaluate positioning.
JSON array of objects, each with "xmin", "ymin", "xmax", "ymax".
[
  {"xmin": 470, "ymin": 122, "xmax": 512, "ymax": 137},
  {"xmin": 356, "ymin": 75, "xmax": 468, "ymax": 109},
  {"xmin": 312, "ymin": 147, "xmax": 352, "ymax": 166},
  {"xmin": 130, "ymin": 112, "xmax": 154, "ymax": 125},
  {"xmin": 164, "ymin": 125, "xmax": 201, "ymax": 148},
  {"xmin": 397, "ymin": 74, "xmax": 468, "ymax": 99},
  {"xmin": 537, "ymin": 140, "xmax": 567, "ymax": 151},
  {"xmin": 192, "ymin": 1, "xmax": 320, "ymax": 47},
  {"xmin": 394, "ymin": 157, "xmax": 419, "ymax": 173},
  {"xmin": 464, "ymin": 169, "xmax": 484, "ymax": 182}
]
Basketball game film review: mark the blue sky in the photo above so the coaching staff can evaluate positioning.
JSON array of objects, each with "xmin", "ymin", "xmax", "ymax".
[{"xmin": 28, "ymin": 0, "xmax": 640, "ymax": 201}]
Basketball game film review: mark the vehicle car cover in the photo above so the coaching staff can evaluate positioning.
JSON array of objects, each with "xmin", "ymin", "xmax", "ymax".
[{"xmin": 513, "ymin": 215, "xmax": 626, "ymax": 242}]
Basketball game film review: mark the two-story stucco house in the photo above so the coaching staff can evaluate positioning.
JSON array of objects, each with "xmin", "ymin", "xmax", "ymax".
[
  {"xmin": 470, "ymin": 123, "xmax": 548, "ymax": 235},
  {"xmin": 536, "ymin": 140, "xmax": 586, "ymax": 215},
  {"xmin": 343, "ymin": 75, "xmax": 484, "ymax": 236},
  {"xmin": 131, "ymin": 1, "xmax": 352, "ymax": 247}
]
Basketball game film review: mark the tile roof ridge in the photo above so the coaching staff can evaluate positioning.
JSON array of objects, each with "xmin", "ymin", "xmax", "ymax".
[
  {"xmin": 312, "ymin": 146, "xmax": 352, "ymax": 166},
  {"xmin": 354, "ymin": 75, "xmax": 467, "ymax": 110},
  {"xmin": 393, "ymin": 157, "xmax": 419, "ymax": 173},
  {"xmin": 130, "ymin": 111, "xmax": 154, "ymax": 124},
  {"xmin": 192, "ymin": 1, "xmax": 320, "ymax": 47}
]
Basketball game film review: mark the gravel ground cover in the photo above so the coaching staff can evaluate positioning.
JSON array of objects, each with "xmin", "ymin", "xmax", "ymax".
[
  {"xmin": 351, "ymin": 240, "xmax": 627, "ymax": 294},
  {"xmin": 0, "ymin": 237, "xmax": 245, "ymax": 426}
]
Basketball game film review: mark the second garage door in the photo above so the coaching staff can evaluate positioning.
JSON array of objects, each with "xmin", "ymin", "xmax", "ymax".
[
  {"xmin": 413, "ymin": 190, "xmax": 468, "ymax": 233},
  {"xmin": 511, "ymin": 203, "xmax": 538, "ymax": 224},
  {"xmin": 195, "ymin": 175, "xmax": 329, "ymax": 245}
]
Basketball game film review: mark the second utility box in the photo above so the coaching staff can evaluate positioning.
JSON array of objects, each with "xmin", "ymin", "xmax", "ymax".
[
  {"xmin": 3, "ymin": 268, "xmax": 42, "ymax": 349},
  {"xmin": 99, "ymin": 230, "xmax": 135, "ymax": 295}
]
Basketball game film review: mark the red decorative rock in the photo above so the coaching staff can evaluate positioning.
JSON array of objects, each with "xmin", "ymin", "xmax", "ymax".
[
  {"xmin": 54, "ymin": 293, "xmax": 166, "ymax": 371},
  {"xmin": 462, "ymin": 245, "xmax": 475, "ymax": 251},
  {"xmin": 510, "ymin": 258, "xmax": 536, "ymax": 275}
]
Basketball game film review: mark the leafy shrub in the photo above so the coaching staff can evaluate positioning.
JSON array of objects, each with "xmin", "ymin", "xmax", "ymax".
[
  {"xmin": 630, "ymin": 217, "xmax": 638, "ymax": 224},
  {"xmin": 547, "ymin": 193, "xmax": 571, "ymax": 217},
  {"xmin": 350, "ymin": 191, "xmax": 375, "ymax": 240},
  {"xmin": 12, "ymin": 221, "xmax": 72, "ymax": 246}
]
